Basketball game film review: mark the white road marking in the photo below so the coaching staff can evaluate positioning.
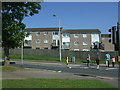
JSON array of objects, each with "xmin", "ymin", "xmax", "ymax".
[
  {"xmin": 24, "ymin": 68, "xmax": 31, "ymax": 69},
  {"xmin": 105, "ymin": 68, "xmax": 118, "ymax": 70},
  {"xmin": 58, "ymin": 71, "xmax": 62, "ymax": 72}
]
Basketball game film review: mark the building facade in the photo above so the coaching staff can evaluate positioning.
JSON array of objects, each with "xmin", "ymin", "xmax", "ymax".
[
  {"xmin": 25, "ymin": 27, "xmax": 101, "ymax": 51},
  {"xmin": 61, "ymin": 29, "xmax": 100, "ymax": 51}
]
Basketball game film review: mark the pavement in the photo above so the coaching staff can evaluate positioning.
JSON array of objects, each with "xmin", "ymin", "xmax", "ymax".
[{"xmin": 1, "ymin": 59, "xmax": 120, "ymax": 88}]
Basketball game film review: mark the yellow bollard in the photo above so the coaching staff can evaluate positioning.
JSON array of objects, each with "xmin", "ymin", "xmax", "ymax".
[
  {"xmin": 118, "ymin": 56, "xmax": 120, "ymax": 62},
  {"xmin": 66, "ymin": 57, "xmax": 69, "ymax": 65}
]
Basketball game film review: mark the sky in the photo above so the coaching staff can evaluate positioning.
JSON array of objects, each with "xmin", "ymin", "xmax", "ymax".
[{"xmin": 23, "ymin": 2, "xmax": 118, "ymax": 34}]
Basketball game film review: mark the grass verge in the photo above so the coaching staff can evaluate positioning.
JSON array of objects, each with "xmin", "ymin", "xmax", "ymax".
[
  {"xmin": 10, "ymin": 54, "xmax": 118, "ymax": 64},
  {"xmin": 2, "ymin": 78, "xmax": 117, "ymax": 88},
  {"xmin": 1, "ymin": 65, "xmax": 27, "ymax": 72}
]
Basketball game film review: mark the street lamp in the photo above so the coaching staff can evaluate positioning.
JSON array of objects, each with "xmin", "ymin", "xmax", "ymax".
[
  {"xmin": 21, "ymin": 41, "xmax": 23, "ymax": 67},
  {"xmin": 53, "ymin": 15, "xmax": 61, "ymax": 61}
]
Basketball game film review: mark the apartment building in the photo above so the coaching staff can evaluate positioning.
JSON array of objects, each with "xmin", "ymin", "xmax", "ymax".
[
  {"xmin": 25, "ymin": 27, "xmax": 101, "ymax": 51},
  {"xmin": 25, "ymin": 27, "xmax": 62, "ymax": 49},
  {"xmin": 101, "ymin": 34, "xmax": 115, "ymax": 51},
  {"xmin": 62, "ymin": 29, "xmax": 101, "ymax": 51}
]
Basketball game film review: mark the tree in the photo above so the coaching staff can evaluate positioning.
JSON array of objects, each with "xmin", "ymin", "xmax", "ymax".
[{"xmin": 2, "ymin": 2, "xmax": 41, "ymax": 61}]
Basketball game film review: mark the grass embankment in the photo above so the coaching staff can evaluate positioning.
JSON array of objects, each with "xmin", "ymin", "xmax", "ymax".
[
  {"xmin": 2, "ymin": 78, "xmax": 116, "ymax": 88},
  {"xmin": 10, "ymin": 54, "xmax": 109, "ymax": 64},
  {"xmin": 1, "ymin": 65, "xmax": 27, "ymax": 72}
]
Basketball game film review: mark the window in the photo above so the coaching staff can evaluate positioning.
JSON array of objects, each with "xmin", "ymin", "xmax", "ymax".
[
  {"xmin": 28, "ymin": 40, "xmax": 31, "ymax": 45},
  {"xmin": 62, "ymin": 33, "xmax": 70, "ymax": 37},
  {"xmin": 92, "ymin": 34, "xmax": 99, "ymax": 37},
  {"xmin": 44, "ymin": 32, "xmax": 48, "ymax": 35},
  {"xmin": 36, "ymin": 40, "xmax": 40, "ymax": 43},
  {"xmin": 53, "ymin": 32, "xmax": 59, "ymax": 35},
  {"xmin": 44, "ymin": 40, "xmax": 48, "ymax": 43},
  {"xmin": 63, "ymin": 42, "xmax": 70, "ymax": 46},
  {"xmin": 36, "ymin": 47, "xmax": 40, "ymax": 49},
  {"xmin": 74, "ymin": 34, "xmax": 79, "ymax": 38},
  {"xmin": 83, "ymin": 42, "xmax": 88, "ymax": 45},
  {"xmin": 52, "ymin": 40, "xmax": 56, "ymax": 46},
  {"xmin": 83, "ymin": 34, "xmax": 87, "ymax": 38},
  {"xmin": 44, "ymin": 47, "xmax": 48, "ymax": 49},
  {"xmin": 36, "ymin": 32, "xmax": 40, "ymax": 36},
  {"xmin": 74, "ymin": 41, "xmax": 79, "ymax": 45}
]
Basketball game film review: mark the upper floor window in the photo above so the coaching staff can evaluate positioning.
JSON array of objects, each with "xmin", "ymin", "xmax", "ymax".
[
  {"xmin": 74, "ymin": 34, "xmax": 79, "ymax": 38},
  {"xmin": 92, "ymin": 34, "xmax": 99, "ymax": 37},
  {"xmin": 36, "ymin": 32, "xmax": 40, "ymax": 36},
  {"xmin": 44, "ymin": 40, "xmax": 48, "ymax": 43},
  {"xmin": 83, "ymin": 42, "xmax": 88, "ymax": 45},
  {"xmin": 74, "ymin": 41, "xmax": 79, "ymax": 45},
  {"xmin": 83, "ymin": 34, "xmax": 87, "ymax": 38},
  {"xmin": 36, "ymin": 39, "xmax": 40, "ymax": 43},
  {"xmin": 63, "ymin": 42, "xmax": 70, "ymax": 46},
  {"xmin": 62, "ymin": 33, "xmax": 70, "ymax": 38},
  {"xmin": 44, "ymin": 32, "xmax": 48, "ymax": 35},
  {"xmin": 53, "ymin": 32, "xmax": 59, "ymax": 35}
]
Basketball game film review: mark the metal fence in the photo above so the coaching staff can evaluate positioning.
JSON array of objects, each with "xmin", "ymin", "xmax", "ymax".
[{"xmin": 9, "ymin": 48, "xmax": 119, "ymax": 61}]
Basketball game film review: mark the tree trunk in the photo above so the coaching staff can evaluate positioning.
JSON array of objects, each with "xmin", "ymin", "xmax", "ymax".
[{"xmin": 3, "ymin": 47, "xmax": 10, "ymax": 65}]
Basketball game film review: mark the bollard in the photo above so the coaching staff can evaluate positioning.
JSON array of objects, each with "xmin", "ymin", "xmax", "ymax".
[{"xmin": 66, "ymin": 57, "xmax": 69, "ymax": 65}]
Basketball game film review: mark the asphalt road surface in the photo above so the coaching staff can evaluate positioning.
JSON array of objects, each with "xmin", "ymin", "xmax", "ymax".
[
  {"xmin": 12, "ymin": 60, "xmax": 119, "ymax": 79},
  {"xmin": 1, "ymin": 60, "xmax": 120, "ymax": 88}
]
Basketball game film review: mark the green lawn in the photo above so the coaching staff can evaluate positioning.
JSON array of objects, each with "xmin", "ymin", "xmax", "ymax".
[
  {"xmin": 10, "ymin": 54, "xmax": 62, "ymax": 62},
  {"xmin": 2, "ymin": 78, "xmax": 117, "ymax": 88}
]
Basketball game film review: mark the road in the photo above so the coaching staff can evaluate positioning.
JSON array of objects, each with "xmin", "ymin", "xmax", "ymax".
[
  {"xmin": 1, "ymin": 60, "xmax": 120, "ymax": 88},
  {"xmin": 13, "ymin": 60, "xmax": 119, "ymax": 79}
]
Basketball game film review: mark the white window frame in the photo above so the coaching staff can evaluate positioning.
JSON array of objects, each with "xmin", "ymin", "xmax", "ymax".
[
  {"xmin": 83, "ymin": 42, "xmax": 88, "ymax": 46},
  {"xmin": 53, "ymin": 31, "xmax": 59, "ymax": 35},
  {"xmin": 36, "ymin": 39, "xmax": 40, "ymax": 43},
  {"xmin": 74, "ymin": 34, "xmax": 79, "ymax": 38},
  {"xmin": 83, "ymin": 34, "xmax": 87, "ymax": 38},
  {"xmin": 44, "ymin": 32, "xmax": 48, "ymax": 35},
  {"xmin": 62, "ymin": 33, "xmax": 70, "ymax": 38},
  {"xmin": 36, "ymin": 32, "xmax": 40, "ymax": 36},
  {"xmin": 44, "ymin": 40, "xmax": 48, "ymax": 43},
  {"xmin": 74, "ymin": 41, "xmax": 79, "ymax": 45}
]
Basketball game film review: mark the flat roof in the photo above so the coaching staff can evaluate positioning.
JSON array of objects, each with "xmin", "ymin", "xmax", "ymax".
[
  {"xmin": 25, "ymin": 28, "xmax": 101, "ymax": 34},
  {"xmin": 25, "ymin": 27, "xmax": 62, "ymax": 32},
  {"xmin": 62, "ymin": 29, "xmax": 101, "ymax": 34}
]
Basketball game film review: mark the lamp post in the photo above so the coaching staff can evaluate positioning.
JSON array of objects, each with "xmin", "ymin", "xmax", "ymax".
[
  {"xmin": 53, "ymin": 15, "xmax": 61, "ymax": 61},
  {"xmin": 21, "ymin": 41, "xmax": 23, "ymax": 67}
]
